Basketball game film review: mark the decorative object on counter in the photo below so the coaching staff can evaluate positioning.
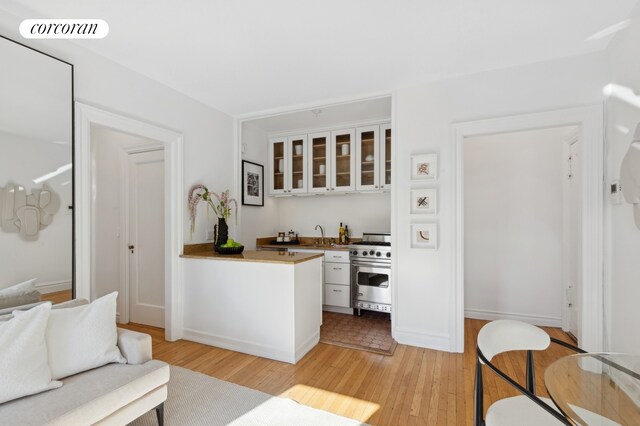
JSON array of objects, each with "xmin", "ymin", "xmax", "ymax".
[
  {"xmin": 411, "ymin": 223, "xmax": 438, "ymax": 249},
  {"xmin": 338, "ymin": 222, "xmax": 345, "ymax": 243},
  {"xmin": 187, "ymin": 185, "xmax": 241, "ymax": 252},
  {"xmin": 215, "ymin": 238, "xmax": 244, "ymax": 254},
  {"xmin": 241, "ymin": 160, "xmax": 264, "ymax": 207},
  {"xmin": 411, "ymin": 153, "xmax": 438, "ymax": 180},
  {"xmin": 0, "ymin": 183, "xmax": 61, "ymax": 241},
  {"xmin": 276, "ymin": 231, "xmax": 285, "ymax": 242},
  {"xmin": 410, "ymin": 188, "xmax": 437, "ymax": 215}
]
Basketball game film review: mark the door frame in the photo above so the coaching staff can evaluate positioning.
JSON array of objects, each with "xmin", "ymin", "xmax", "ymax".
[
  {"xmin": 451, "ymin": 105, "xmax": 604, "ymax": 353},
  {"xmin": 119, "ymin": 144, "xmax": 165, "ymax": 325},
  {"xmin": 75, "ymin": 102, "xmax": 184, "ymax": 341}
]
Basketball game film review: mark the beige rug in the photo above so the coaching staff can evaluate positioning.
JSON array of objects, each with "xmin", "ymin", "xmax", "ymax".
[{"xmin": 130, "ymin": 366, "xmax": 366, "ymax": 425}]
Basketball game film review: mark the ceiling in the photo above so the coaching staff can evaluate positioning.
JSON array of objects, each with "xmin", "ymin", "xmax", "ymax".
[{"xmin": 2, "ymin": 0, "xmax": 638, "ymax": 116}]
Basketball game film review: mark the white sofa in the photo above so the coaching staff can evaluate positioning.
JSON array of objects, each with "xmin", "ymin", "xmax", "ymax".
[{"xmin": 0, "ymin": 327, "xmax": 170, "ymax": 426}]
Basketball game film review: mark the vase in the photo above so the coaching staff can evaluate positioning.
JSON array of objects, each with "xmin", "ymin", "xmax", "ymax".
[{"xmin": 214, "ymin": 217, "xmax": 229, "ymax": 250}]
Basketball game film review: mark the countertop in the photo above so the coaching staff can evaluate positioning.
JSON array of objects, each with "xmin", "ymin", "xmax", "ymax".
[
  {"xmin": 256, "ymin": 243, "xmax": 351, "ymax": 251},
  {"xmin": 180, "ymin": 249, "xmax": 324, "ymax": 264}
]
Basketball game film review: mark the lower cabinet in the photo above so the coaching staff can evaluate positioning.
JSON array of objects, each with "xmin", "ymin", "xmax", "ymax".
[
  {"xmin": 323, "ymin": 250, "xmax": 351, "ymax": 310},
  {"xmin": 324, "ymin": 284, "xmax": 349, "ymax": 307}
]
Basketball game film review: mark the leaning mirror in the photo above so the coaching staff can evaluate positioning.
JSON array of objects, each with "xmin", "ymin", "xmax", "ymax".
[{"xmin": 0, "ymin": 35, "xmax": 74, "ymax": 311}]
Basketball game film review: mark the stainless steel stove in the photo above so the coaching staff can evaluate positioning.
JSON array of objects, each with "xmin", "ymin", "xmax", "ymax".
[{"xmin": 349, "ymin": 233, "xmax": 391, "ymax": 314}]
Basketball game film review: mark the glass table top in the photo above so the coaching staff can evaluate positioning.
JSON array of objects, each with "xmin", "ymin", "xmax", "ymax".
[{"xmin": 545, "ymin": 353, "xmax": 640, "ymax": 425}]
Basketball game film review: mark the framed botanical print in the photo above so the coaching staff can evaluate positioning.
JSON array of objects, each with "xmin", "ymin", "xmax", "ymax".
[
  {"xmin": 411, "ymin": 153, "xmax": 438, "ymax": 180},
  {"xmin": 410, "ymin": 188, "xmax": 437, "ymax": 215},
  {"xmin": 241, "ymin": 160, "xmax": 264, "ymax": 206}
]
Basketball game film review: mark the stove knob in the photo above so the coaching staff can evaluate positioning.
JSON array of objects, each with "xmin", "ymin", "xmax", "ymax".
[
  {"xmin": 376, "ymin": 251, "xmax": 381, "ymax": 257},
  {"xmin": 351, "ymin": 250, "xmax": 358, "ymax": 256},
  {"xmin": 386, "ymin": 252, "xmax": 391, "ymax": 258},
  {"xmin": 369, "ymin": 250, "xmax": 375, "ymax": 256},
  {"xmin": 362, "ymin": 251, "xmax": 367, "ymax": 256}
]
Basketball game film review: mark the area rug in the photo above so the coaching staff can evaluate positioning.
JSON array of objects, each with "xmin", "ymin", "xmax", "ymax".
[
  {"xmin": 320, "ymin": 311, "xmax": 397, "ymax": 356},
  {"xmin": 130, "ymin": 366, "xmax": 366, "ymax": 425}
]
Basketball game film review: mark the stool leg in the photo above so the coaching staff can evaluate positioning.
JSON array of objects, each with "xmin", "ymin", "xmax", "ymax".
[
  {"xmin": 474, "ymin": 356, "xmax": 484, "ymax": 426},
  {"xmin": 526, "ymin": 350, "xmax": 535, "ymax": 394}
]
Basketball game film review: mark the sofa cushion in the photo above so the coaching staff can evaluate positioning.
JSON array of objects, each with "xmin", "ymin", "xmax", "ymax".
[
  {"xmin": 0, "ymin": 303, "xmax": 62, "ymax": 404},
  {"xmin": 0, "ymin": 360, "xmax": 169, "ymax": 426},
  {"xmin": 0, "ymin": 298, "xmax": 89, "ymax": 322},
  {"xmin": 0, "ymin": 279, "xmax": 39, "ymax": 310},
  {"xmin": 46, "ymin": 292, "xmax": 125, "ymax": 379}
]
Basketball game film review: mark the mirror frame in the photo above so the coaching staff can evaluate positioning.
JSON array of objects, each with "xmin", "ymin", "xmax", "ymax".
[{"xmin": 1, "ymin": 34, "xmax": 75, "ymax": 298}]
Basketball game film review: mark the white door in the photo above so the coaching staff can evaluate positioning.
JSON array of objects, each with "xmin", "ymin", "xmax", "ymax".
[
  {"xmin": 567, "ymin": 140, "xmax": 581, "ymax": 339},
  {"xmin": 128, "ymin": 149, "xmax": 165, "ymax": 327}
]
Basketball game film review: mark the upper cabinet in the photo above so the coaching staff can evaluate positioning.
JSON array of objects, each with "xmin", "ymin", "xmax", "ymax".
[
  {"xmin": 269, "ymin": 122, "xmax": 390, "ymax": 196},
  {"xmin": 308, "ymin": 132, "xmax": 331, "ymax": 193},
  {"xmin": 331, "ymin": 129, "xmax": 356, "ymax": 193},
  {"xmin": 356, "ymin": 125, "xmax": 380, "ymax": 191},
  {"xmin": 380, "ymin": 123, "xmax": 392, "ymax": 190},
  {"xmin": 269, "ymin": 135, "xmax": 308, "ymax": 195}
]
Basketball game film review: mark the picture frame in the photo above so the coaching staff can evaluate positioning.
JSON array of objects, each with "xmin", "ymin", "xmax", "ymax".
[
  {"xmin": 410, "ymin": 188, "xmax": 437, "ymax": 215},
  {"xmin": 411, "ymin": 153, "xmax": 438, "ymax": 180},
  {"xmin": 411, "ymin": 223, "xmax": 438, "ymax": 249},
  {"xmin": 241, "ymin": 160, "xmax": 264, "ymax": 206}
]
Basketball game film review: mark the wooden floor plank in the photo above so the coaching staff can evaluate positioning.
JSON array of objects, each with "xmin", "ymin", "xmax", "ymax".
[{"xmin": 123, "ymin": 318, "xmax": 575, "ymax": 425}]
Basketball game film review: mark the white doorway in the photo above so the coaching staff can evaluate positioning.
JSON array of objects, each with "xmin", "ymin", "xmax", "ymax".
[
  {"xmin": 463, "ymin": 126, "xmax": 580, "ymax": 335},
  {"xmin": 563, "ymin": 132, "xmax": 581, "ymax": 339},
  {"xmin": 75, "ymin": 103, "xmax": 184, "ymax": 341},
  {"xmin": 451, "ymin": 105, "xmax": 604, "ymax": 353},
  {"xmin": 126, "ymin": 149, "xmax": 165, "ymax": 328}
]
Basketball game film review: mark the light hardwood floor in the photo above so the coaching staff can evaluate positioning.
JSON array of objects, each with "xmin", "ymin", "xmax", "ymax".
[
  {"xmin": 41, "ymin": 290, "xmax": 72, "ymax": 304},
  {"xmin": 124, "ymin": 318, "xmax": 574, "ymax": 425}
]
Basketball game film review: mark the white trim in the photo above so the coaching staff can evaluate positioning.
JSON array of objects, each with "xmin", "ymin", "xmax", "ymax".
[
  {"xmin": 451, "ymin": 104, "xmax": 604, "ymax": 353},
  {"xmin": 267, "ymin": 117, "xmax": 391, "ymax": 139},
  {"xmin": 464, "ymin": 308, "xmax": 563, "ymax": 328},
  {"xmin": 393, "ymin": 327, "xmax": 450, "ymax": 352},
  {"xmin": 75, "ymin": 102, "xmax": 184, "ymax": 341},
  {"xmin": 35, "ymin": 280, "xmax": 72, "ymax": 294}
]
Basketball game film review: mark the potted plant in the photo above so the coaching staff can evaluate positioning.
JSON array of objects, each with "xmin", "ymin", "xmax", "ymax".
[{"xmin": 188, "ymin": 185, "xmax": 242, "ymax": 253}]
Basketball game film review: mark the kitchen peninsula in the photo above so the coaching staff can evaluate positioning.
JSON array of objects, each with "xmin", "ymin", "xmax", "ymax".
[{"xmin": 181, "ymin": 245, "xmax": 323, "ymax": 364}]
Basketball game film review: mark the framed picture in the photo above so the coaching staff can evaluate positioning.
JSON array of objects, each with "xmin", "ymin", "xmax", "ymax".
[
  {"xmin": 241, "ymin": 160, "xmax": 264, "ymax": 206},
  {"xmin": 410, "ymin": 188, "xmax": 437, "ymax": 215},
  {"xmin": 411, "ymin": 153, "xmax": 438, "ymax": 180},
  {"xmin": 411, "ymin": 223, "xmax": 438, "ymax": 249}
]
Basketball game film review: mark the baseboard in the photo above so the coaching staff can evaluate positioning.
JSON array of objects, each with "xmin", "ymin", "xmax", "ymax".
[
  {"xmin": 393, "ymin": 327, "xmax": 450, "ymax": 352},
  {"xmin": 36, "ymin": 280, "xmax": 72, "ymax": 294},
  {"xmin": 322, "ymin": 305, "xmax": 354, "ymax": 315},
  {"xmin": 183, "ymin": 328, "xmax": 296, "ymax": 364},
  {"xmin": 464, "ymin": 308, "xmax": 562, "ymax": 328},
  {"xmin": 295, "ymin": 331, "xmax": 319, "ymax": 363}
]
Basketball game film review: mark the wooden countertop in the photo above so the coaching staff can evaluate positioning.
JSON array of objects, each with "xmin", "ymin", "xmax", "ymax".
[{"xmin": 180, "ymin": 249, "xmax": 324, "ymax": 264}]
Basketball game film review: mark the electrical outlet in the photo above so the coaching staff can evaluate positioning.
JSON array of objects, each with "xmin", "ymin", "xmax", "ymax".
[
  {"xmin": 206, "ymin": 229, "xmax": 215, "ymax": 241},
  {"xmin": 610, "ymin": 180, "xmax": 622, "ymax": 205}
]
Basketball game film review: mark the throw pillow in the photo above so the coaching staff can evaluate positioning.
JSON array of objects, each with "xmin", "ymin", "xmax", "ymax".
[
  {"xmin": 0, "ymin": 278, "xmax": 36, "ymax": 296},
  {"xmin": 45, "ymin": 292, "xmax": 126, "ymax": 380},
  {"xmin": 0, "ymin": 303, "xmax": 62, "ymax": 404}
]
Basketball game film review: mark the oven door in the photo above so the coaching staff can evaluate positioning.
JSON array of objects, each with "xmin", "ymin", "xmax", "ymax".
[{"xmin": 352, "ymin": 263, "xmax": 391, "ymax": 305}]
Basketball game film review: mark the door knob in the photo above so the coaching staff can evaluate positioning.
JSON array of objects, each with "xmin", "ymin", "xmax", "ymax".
[{"xmin": 128, "ymin": 244, "xmax": 135, "ymax": 253}]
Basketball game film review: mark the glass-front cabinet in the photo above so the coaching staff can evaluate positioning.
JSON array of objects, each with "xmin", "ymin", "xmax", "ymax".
[
  {"xmin": 308, "ymin": 132, "xmax": 331, "ymax": 193},
  {"xmin": 356, "ymin": 125, "xmax": 380, "ymax": 191},
  {"xmin": 269, "ymin": 137, "xmax": 287, "ymax": 195},
  {"xmin": 330, "ymin": 128, "xmax": 356, "ymax": 192},
  {"xmin": 287, "ymin": 134, "xmax": 307, "ymax": 194},
  {"xmin": 380, "ymin": 123, "xmax": 391, "ymax": 190}
]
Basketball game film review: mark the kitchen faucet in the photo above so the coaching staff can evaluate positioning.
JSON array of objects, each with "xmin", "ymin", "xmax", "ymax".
[{"xmin": 314, "ymin": 224, "xmax": 325, "ymax": 245}]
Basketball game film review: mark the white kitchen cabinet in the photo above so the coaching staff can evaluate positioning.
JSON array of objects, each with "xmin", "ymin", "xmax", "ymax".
[
  {"xmin": 330, "ymin": 128, "xmax": 356, "ymax": 193},
  {"xmin": 380, "ymin": 123, "xmax": 392, "ymax": 190},
  {"xmin": 269, "ymin": 135, "xmax": 307, "ymax": 195},
  {"xmin": 308, "ymin": 131, "xmax": 331, "ymax": 194},
  {"xmin": 355, "ymin": 125, "xmax": 380, "ymax": 191},
  {"xmin": 323, "ymin": 249, "xmax": 351, "ymax": 309}
]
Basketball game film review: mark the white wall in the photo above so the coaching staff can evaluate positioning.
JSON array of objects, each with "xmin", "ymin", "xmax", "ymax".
[
  {"xmin": 605, "ymin": 4, "xmax": 640, "ymax": 353},
  {"xmin": 464, "ymin": 127, "xmax": 571, "ymax": 327},
  {"xmin": 393, "ymin": 51, "xmax": 610, "ymax": 350}
]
